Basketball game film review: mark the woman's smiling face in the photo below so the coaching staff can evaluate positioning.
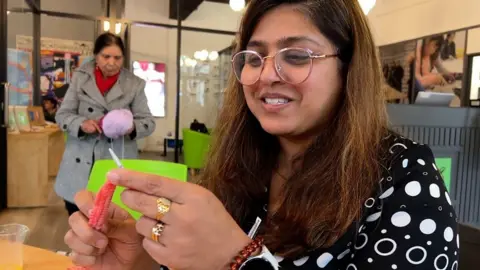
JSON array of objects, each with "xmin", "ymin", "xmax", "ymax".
[{"xmin": 242, "ymin": 5, "xmax": 342, "ymax": 139}]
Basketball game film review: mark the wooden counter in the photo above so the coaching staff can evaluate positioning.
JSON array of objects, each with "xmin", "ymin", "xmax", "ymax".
[
  {"xmin": 24, "ymin": 244, "xmax": 73, "ymax": 269},
  {"xmin": 0, "ymin": 242, "xmax": 73, "ymax": 269},
  {"xmin": 7, "ymin": 128, "xmax": 65, "ymax": 208}
]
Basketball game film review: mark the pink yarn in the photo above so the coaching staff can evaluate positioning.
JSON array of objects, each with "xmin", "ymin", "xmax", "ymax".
[{"xmin": 102, "ymin": 109, "xmax": 134, "ymax": 139}]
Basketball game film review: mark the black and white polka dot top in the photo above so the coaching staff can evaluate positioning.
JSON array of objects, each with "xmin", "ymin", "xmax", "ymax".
[{"xmin": 246, "ymin": 136, "xmax": 460, "ymax": 270}]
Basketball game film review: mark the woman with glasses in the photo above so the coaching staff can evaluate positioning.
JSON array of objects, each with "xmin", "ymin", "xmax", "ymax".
[
  {"xmin": 55, "ymin": 33, "xmax": 155, "ymax": 217},
  {"xmin": 64, "ymin": 1, "xmax": 459, "ymax": 270}
]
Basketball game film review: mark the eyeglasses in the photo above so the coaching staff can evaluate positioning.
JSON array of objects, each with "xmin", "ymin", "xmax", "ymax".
[{"xmin": 231, "ymin": 47, "xmax": 338, "ymax": 85}]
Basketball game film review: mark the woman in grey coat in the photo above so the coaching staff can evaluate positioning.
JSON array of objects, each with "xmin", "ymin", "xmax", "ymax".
[{"xmin": 55, "ymin": 33, "xmax": 155, "ymax": 216}]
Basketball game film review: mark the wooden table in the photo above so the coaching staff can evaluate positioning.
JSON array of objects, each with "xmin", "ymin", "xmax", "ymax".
[
  {"xmin": 0, "ymin": 242, "xmax": 72, "ymax": 269},
  {"xmin": 7, "ymin": 128, "xmax": 65, "ymax": 207},
  {"xmin": 23, "ymin": 244, "xmax": 73, "ymax": 269}
]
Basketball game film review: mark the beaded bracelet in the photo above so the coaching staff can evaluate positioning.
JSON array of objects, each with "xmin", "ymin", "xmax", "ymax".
[{"xmin": 230, "ymin": 236, "xmax": 265, "ymax": 270}]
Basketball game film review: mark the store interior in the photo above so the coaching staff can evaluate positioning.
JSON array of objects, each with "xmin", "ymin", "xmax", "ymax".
[{"xmin": 1, "ymin": 0, "xmax": 480, "ymax": 268}]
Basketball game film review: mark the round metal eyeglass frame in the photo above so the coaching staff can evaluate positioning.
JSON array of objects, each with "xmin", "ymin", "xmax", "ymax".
[{"xmin": 231, "ymin": 47, "xmax": 339, "ymax": 86}]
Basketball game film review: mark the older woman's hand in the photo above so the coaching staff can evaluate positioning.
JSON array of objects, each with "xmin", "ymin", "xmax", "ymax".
[
  {"xmin": 107, "ymin": 169, "xmax": 252, "ymax": 270},
  {"xmin": 81, "ymin": 119, "xmax": 102, "ymax": 134}
]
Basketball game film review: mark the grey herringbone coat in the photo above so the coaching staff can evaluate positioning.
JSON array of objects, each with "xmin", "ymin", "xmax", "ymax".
[{"xmin": 55, "ymin": 61, "xmax": 155, "ymax": 203}]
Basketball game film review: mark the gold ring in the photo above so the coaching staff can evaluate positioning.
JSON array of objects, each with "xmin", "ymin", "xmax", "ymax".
[
  {"xmin": 151, "ymin": 222, "xmax": 165, "ymax": 243},
  {"xmin": 156, "ymin": 197, "xmax": 171, "ymax": 221}
]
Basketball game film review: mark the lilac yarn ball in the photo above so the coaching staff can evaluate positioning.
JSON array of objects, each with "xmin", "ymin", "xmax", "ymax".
[{"xmin": 102, "ymin": 109, "xmax": 134, "ymax": 139}]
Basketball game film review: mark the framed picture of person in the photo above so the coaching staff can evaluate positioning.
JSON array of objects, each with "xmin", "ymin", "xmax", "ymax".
[
  {"xmin": 414, "ymin": 31, "xmax": 467, "ymax": 107},
  {"xmin": 132, "ymin": 61, "xmax": 166, "ymax": 117},
  {"xmin": 27, "ymin": 106, "xmax": 46, "ymax": 126}
]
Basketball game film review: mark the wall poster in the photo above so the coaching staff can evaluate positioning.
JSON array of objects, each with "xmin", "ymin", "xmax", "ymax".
[
  {"xmin": 379, "ymin": 40, "xmax": 417, "ymax": 104},
  {"xmin": 435, "ymin": 157, "xmax": 452, "ymax": 192},
  {"xmin": 132, "ymin": 61, "xmax": 166, "ymax": 117},
  {"xmin": 413, "ymin": 31, "xmax": 466, "ymax": 107},
  {"xmin": 15, "ymin": 35, "xmax": 94, "ymax": 102},
  {"xmin": 7, "ymin": 49, "xmax": 33, "ymax": 106}
]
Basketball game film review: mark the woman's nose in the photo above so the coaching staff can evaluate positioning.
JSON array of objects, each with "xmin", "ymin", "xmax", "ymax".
[{"xmin": 258, "ymin": 57, "xmax": 281, "ymax": 84}]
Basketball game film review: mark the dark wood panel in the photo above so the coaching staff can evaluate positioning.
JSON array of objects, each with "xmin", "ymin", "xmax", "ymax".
[
  {"xmin": 169, "ymin": 0, "xmax": 204, "ymax": 20},
  {"xmin": 206, "ymin": 0, "xmax": 230, "ymax": 3},
  {"xmin": 0, "ymin": 0, "xmax": 8, "ymax": 211},
  {"xmin": 169, "ymin": 0, "xmax": 251, "ymax": 20}
]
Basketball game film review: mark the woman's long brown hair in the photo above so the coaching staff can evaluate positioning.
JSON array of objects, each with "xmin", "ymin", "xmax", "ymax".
[{"xmin": 198, "ymin": 0, "xmax": 389, "ymax": 258}]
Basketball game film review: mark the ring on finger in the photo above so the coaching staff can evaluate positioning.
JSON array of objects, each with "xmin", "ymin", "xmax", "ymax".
[
  {"xmin": 156, "ymin": 197, "xmax": 172, "ymax": 221},
  {"xmin": 151, "ymin": 222, "xmax": 165, "ymax": 243}
]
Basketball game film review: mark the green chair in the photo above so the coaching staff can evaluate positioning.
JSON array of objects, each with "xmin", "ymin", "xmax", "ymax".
[
  {"xmin": 86, "ymin": 159, "xmax": 188, "ymax": 220},
  {"xmin": 182, "ymin": 128, "xmax": 211, "ymax": 170}
]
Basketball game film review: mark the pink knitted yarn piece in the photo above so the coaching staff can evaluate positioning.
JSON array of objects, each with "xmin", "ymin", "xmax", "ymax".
[
  {"xmin": 69, "ymin": 181, "xmax": 116, "ymax": 270},
  {"xmin": 102, "ymin": 109, "xmax": 134, "ymax": 139},
  {"xmin": 88, "ymin": 181, "xmax": 116, "ymax": 230}
]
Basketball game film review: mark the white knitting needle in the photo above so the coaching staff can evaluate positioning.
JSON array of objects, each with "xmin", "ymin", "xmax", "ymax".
[{"xmin": 108, "ymin": 148, "xmax": 124, "ymax": 169}]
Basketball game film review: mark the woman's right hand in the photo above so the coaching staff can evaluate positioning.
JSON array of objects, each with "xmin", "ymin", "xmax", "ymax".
[
  {"xmin": 81, "ymin": 120, "xmax": 102, "ymax": 134},
  {"xmin": 435, "ymin": 74, "xmax": 448, "ymax": 86},
  {"xmin": 64, "ymin": 190, "xmax": 148, "ymax": 270}
]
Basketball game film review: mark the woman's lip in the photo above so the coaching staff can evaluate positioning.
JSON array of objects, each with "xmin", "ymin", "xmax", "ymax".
[
  {"xmin": 261, "ymin": 95, "xmax": 291, "ymax": 99},
  {"xmin": 259, "ymin": 93, "xmax": 293, "ymax": 100}
]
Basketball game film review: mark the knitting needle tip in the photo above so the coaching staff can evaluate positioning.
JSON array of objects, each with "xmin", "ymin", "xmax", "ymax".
[{"xmin": 108, "ymin": 148, "xmax": 124, "ymax": 169}]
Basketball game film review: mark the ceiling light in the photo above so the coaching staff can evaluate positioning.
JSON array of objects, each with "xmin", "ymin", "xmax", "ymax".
[
  {"xmin": 199, "ymin": 50, "xmax": 209, "ymax": 61},
  {"xmin": 209, "ymin": 51, "xmax": 219, "ymax": 61},
  {"xmin": 185, "ymin": 58, "xmax": 197, "ymax": 67},
  {"xmin": 358, "ymin": 0, "xmax": 376, "ymax": 15},
  {"xmin": 115, "ymin": 22, "xmax": 122, "ymax": 34},
  {"xmin": 194, "ymin": 51, "xmax": 202, "ymax": 60},
  {"xmin": 103, "ymin": 21, "xmax": 110, "ymax": 32},
  {"xmin": 229, "ymin": 0, "xmax": 245, "ymax": 12},
  {"xmin": 7, "ymin": 11, "xmax": 10, "ymax": 15}
]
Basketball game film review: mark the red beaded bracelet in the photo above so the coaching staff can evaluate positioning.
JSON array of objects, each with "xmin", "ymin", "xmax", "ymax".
[{"xmin": 230, "ymin": 236, "xmax": 265, "ymax": 270}]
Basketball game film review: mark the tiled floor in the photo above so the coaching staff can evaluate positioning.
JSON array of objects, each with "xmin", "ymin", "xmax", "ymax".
[{"xmin": 0, "ymin": 151, "xmax": 184, "ymax": 253}]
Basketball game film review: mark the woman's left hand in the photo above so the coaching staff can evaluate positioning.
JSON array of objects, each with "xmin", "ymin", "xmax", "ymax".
[
  {"xmin": 126, "ymin": 124, "xmax": 135, "ymax": 135},
  {"xmin": 107, "ymin": 169, "xmax": 252, "ymax": 270}
]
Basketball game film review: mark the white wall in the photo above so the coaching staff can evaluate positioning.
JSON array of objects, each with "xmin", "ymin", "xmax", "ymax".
[
  {"xmin": 8, "ymin": 0, "xmax": 103, "ymax": 16},
  {"xmin": 368, "ymin": 0, "xmax": 480, "ymax": 46},
  {"xmin": 7, "ymin": 0, "xmax": 28, "ymax": 9},
  {"xmin": 7, "ymin": 0, "xmax": 98, "ymax": 48},
  {"xmin": 40, "ymin": 0, "xmax": 104, "ymax": 16},
  {"xmin": 182, "ymin": 2, "xmax": 242, "ymax": 31},
  {"xmin": 124, "ymin": 0, "xmax": 242, "ymax": 31},
  {"xmin": 467, "ymin": 28, "xmax": 480, "ymax": 54},
  {"xmin": 125, "ymin": 0, "xmax": 171, "ymax": 25}
]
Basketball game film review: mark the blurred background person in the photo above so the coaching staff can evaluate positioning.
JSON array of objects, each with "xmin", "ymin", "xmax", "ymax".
[
  {"xmin": 55, "ymin": 33, "xmax": 155, "ymax": 216},
  {"xmin": 42, "ymin": 95, "xmax": 58, "ymax": 123},
  {"xmin": 441, "ymin": 32, "xmax": 457, "ymax": 60},
  {"xmin": 415, "ymin": 35, "xmax": 455, "ymax": 89}
]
